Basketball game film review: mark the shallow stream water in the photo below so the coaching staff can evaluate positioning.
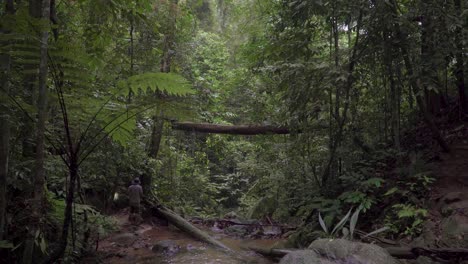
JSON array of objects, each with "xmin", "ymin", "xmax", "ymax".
[{"xmin": 84, "ymin": 216, "xmax": 281, "ymax": 264}]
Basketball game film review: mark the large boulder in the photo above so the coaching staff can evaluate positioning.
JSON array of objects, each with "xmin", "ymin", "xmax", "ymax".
[{"xmin": 279, "ymin": 239, "xmax": 399, "ymax": 264}]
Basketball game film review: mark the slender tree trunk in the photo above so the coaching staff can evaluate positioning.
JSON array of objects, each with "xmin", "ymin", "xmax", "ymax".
[
  {"xmin": 0, "ymin": 57, "xmax": 10, "ymax": 241},
  {"xmin": 148, "ymin": 116, "xmax": 164, "ymax": 159},
  {"xmin": 23, "ymin": 0, "xmax": 50, "ymax": 262},
  {"xmin": 0, "ymin": 0, "xmax": 14, "ymax": 242},
  {"xmin": 384, "ymin": 30, "xmax": 401, "ymax": 151},
  {"xmin": 454, "ymin": 0, "xmax": 467, "ymax": 115},
  {"xmin": 322, "ymin": 11, "xmax": 363, "ymax": 185},
  {"xmin": 420, "ymin": 1, "xmax": 442, "ymax": 116},
  {"xmin": 40, "ymin": 158, "xmax": 78, "ymax": 264}
]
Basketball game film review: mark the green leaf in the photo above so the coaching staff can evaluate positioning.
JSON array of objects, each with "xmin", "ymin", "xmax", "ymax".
[
  {"xmin": 350, "ymin": 207, "xmax": 361, "ymax": 239},
  {"xmin": 364, "ymin": 177, "xmax": 384, "ymax": 187},
  {"xmin": 318, "ymin": 212, "xmax": 328, "ymax": 234},
  {"xmin": 384, "ymin": 187, "xmax": 398, "ymax": 196},
  {"xmin": 117, "ymin": 72, "xmax": 194, "ymax": 97},
  {"xmin": 331, "ymin": 208, "xmax": 352, "ymax": 235},
  {"xmin": 39, "ymin": 237, "xmax": 47, "ymax": 253},
  {"xmin": 361, "ymin": 226, "xmax": 389, "ymax": 239}
]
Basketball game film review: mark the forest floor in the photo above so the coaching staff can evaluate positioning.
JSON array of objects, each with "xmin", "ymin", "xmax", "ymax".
[{"xmin": 81, "ymin": 212, "xmax": 280, "ymax": 264}]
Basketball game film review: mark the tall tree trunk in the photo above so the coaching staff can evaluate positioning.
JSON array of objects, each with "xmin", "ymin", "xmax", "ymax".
[
  {"xmin": 384, "ymin": 30, "xmax": 401, "ymax": 151},
  {"xmin": 21, "ymin": 0, "xmax": 43, "ymax": 159},
  {"xmin": 22, "ymin": 0, "xmax": 50, "ymax": 262},
  {"xmin": 388, "ymin": 0, "xmax": 449, "ymax": 153},
  {"xmin": 40, "ymin": 158, "xmax": 78, "ymax": 264},
  {"xmin": 0, "ymin": 0, "xmax": 14, "ymax": 241},
  {"xmin": 420, "ymin": 1, "xmax": 442, "ymax": 115},
  {"xmin": 454, "ymin": 0, "xmax": 467, "ymax": 115},
  {"xmin": 0, "ymin": 57, "xmax": 10, "ymax": 241}
]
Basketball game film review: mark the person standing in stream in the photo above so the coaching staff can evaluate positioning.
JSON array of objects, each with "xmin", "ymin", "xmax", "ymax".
[{"xmin": 128, "ymin": 178, "xmax": 143, "ymax": 223}]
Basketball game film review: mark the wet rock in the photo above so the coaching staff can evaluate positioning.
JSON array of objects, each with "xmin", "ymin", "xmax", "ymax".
[
  {"xmin": 440, "ymin": 214, "xmax": 468, "ymax": 248},
  {"xmin": 411, "ymin": 221, "xmax": 438, "ymax": 248},
  {"xmin": 263, "ymin": 225, "xmax": 282, "ymax": 236},
  {"xmin": 224, "ymin": 224, "xmax": 249, "ymax": 237},
  {"xmin": 112, "ymin": 233, "xmax": 138, "ymax": 247},
  {"xmin": 180, "ymin": 243, "xmax": 206, "ymax": 254},
  {"xmin": 280, "ymin": 250, "xmax": 332, "ymax": 264},
  {"xmin": 152, "ymin": 240, "xmax": 180, "ymax": 256},
  {"xmin": 186, "ymin": 243, "xmax": 197, "ymax": 251},
  {"xmin": 279, "ymin": 239, "xmax": 399, "ymax": 264}
]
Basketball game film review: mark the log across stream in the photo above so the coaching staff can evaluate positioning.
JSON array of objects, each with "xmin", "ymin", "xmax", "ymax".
[{"xmin": 82, "ymin": 210, "xmax": 283, "ymax": 264}]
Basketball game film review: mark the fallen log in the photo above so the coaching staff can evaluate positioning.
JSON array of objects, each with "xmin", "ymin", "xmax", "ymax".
[
  {"xmin": 248, "ymin": 245, "xmax": 468, "ymax": 261},
  {"xmin": 171, "ymin": 122, "xmax": 292, "ymax": 135},
  {"xmin": 147, "ymin": 203, "xmax": 233, "ymax": 251}
]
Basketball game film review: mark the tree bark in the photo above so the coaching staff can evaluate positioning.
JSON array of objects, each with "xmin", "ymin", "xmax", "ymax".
[
  {"xmin": 388, "ymin": 0, "xmax": 450, "ymax": 153},
  {"xmin": 22, "ymin": 0, "xmax": 50, "ymax": 262},
  {"xmin": 420, "ymin": 0, "xmax": 443, "ymax": 116},
  {"xmin": 454, "ymin": 0, "xmax": 467, "ymax": 115},
  {"xmin": 149, "ymin": 116, "xmax": 164, "ymax": 158},
  {"xmin": 0, "ymin": 0, "xmax": 14, "ymax": 241},
  {"xmin": 172, "ymin": 122, "xmax": 293, "ymax": 135},
  {"xmin": 40, "ymin": 159, "xmax": 78, "ymax": 264},
  {"xmin": 0, "ymin": 55, "xmax": 10, "ymax": 241}
]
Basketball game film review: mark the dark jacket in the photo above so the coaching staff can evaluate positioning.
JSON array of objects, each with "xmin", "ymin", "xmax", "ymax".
[{"xmin": 128, "ymin": 184, "xmax": 143, "ymax": 206}]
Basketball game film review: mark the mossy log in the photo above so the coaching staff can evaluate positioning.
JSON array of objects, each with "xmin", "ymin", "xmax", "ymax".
[
  {"xmin": 171, "ymin": 122, "xmax": 292, "ymax": 135},
  {"xmin": 149, "ymin": 204, "xmax": 233, "ymax": 252}
]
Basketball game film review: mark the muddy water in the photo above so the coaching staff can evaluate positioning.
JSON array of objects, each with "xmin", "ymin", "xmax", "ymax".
[{"xmin": 89, "ymin": 219, "xmax": 280, "ymax": 264}]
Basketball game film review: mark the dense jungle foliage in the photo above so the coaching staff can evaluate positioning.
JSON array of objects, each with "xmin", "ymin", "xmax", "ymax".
[{"xmin": 0, "ymin": 0, "xmax": 467, "ymax": 263}]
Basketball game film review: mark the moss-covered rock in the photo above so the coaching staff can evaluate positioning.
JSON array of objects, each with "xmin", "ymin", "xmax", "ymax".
[{"xmin": 280, "ymin": 239, "xmax": 399, "ymax": 264}]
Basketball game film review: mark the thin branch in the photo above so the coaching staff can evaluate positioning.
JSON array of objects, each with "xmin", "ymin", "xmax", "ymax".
[{"xmin": 77, "ymin": 95, "xmax": 114, "ymax": 149}]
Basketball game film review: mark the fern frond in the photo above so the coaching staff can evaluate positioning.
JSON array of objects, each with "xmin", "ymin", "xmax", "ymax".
[{"xmin": 116, "ymin": 72, "xmax": 194, "ymax": 97}]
